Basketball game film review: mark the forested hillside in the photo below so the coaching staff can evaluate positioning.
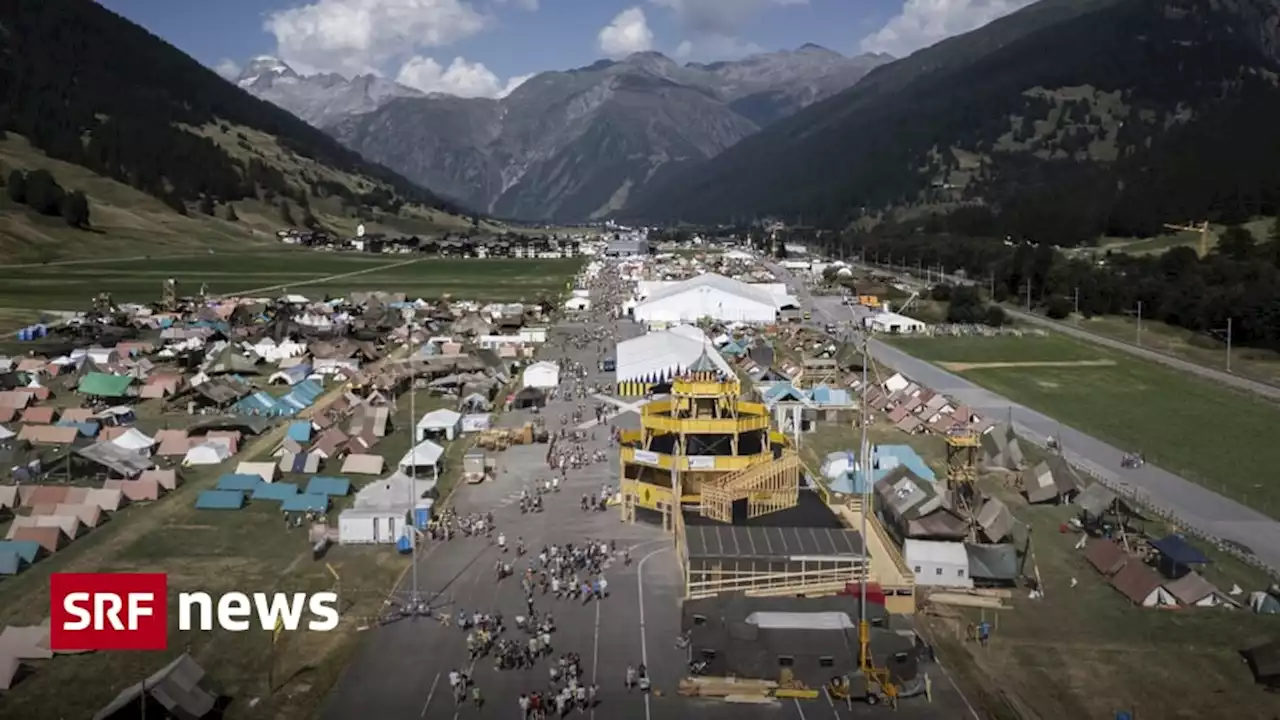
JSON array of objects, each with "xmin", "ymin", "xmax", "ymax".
[
  {"xmin": 0, "ymin": 0, "xmax": 461, "ymax": 218},
  {"xmin": 626, "ymin": 0, "xmax": 1280, "ymax": 247}
]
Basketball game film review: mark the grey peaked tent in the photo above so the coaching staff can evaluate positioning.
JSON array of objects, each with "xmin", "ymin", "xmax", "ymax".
[{"xmin": 93, "ymin": 653, "xmax": 224, "ymax": 720}]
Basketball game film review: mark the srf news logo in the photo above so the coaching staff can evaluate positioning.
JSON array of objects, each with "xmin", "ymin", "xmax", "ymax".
[{"xmin": 50, "ymin": 573, "xmax": 339, "ymax": 651}]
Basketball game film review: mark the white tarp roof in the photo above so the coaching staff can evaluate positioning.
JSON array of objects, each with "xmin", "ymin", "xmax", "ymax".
[
  {"xmin": 904, "ymin": 538, "xmax": 970, "ymax": 566},
  {"xmin": 745, "ymin": 611, "xmax": 855, "ymax": 631},
  {"xmin": 398, "ymin": 440, "xmax": 443, "ymax": 469},
  {"xmin": 639, "ymin": 273, "xmax": 796, "ymax": 309},
  {"xmin": 110, "ymin": 427, "xmax": 155, "ymax": 451},
  {"xmin": 417, "ymin": 409, "xmax": 462, "ymax": 430},
  {"xmin": 0, "ymin": 425, "xmax": 14, "ymax": 441},
  {"xmin": 183, "ymin": 442, "xmax": 231, "ymax": 466},
  {"xmin": 615, "ymin": 326, "xmax": 734, "ymax": 383}
]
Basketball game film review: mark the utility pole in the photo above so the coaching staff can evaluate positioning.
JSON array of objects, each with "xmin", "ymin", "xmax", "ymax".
[
  {"xmin": 407, "ymin": 323, "xmax": 421, "ymax": 613},
  {"xmin": 1136, "ymin": 301, "xmax": 1143, "ymax": 346},
  {"xmin": 1024, "ymin": 279, "xmax": 1032, "ymax": 311},
  {"xmin": 1073, "ymin": 287, "xmax": 1080, "ymax": 316},
  {"xmin": 988, "ymin": 275, "xmax": 995, "ymax": 300},
  {"xmin": 1211, "ymin": 318, "xmax": 1234, "ymax": 373},
  {"xmin": 1226, "ymin": 317, "xmax": 1233, "ymax": 373}
]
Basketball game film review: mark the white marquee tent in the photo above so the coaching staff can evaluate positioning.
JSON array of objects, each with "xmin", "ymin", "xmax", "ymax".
[
  {"xmin": 614, "ymin": 325, "xmax": 735, "ymax": 384},
  {"xmin": 521, "ymin": 361, "xmax": 560, "ymax": 389},
  {"xmin": 633, "ymin": 273, "xmax": 795, "ymax": 325}
]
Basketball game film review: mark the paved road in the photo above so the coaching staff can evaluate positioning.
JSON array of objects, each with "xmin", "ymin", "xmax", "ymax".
[
  {"xmin": 860, "ymin": 262, "xmax": 1280, "ymax": 401},
  {"xmin": 768, "ymin": 261, "xmax": 1280, "ymax": 574}
]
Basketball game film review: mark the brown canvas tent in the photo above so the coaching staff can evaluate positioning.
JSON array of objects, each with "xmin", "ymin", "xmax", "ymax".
[
  {"xmin": 93, "ymin": 653, "xmax": 224, "ymax": 720},
  {"xmin": 104, "ymin": 478, "xmax": 161, "ymax": 502},
  {"xmin": 10, "ymin": 526, "xmax": 67, "ymax": 553},
  {"xmin": 1085, "ymin": 539, "xmax": 1131, "ymax": 577}
]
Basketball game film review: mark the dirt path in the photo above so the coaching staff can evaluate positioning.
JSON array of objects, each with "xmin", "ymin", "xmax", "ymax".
[
  {"xmin": 939, "ymin": 359, "xmax": 1117, "ymax": 372},
  {"xmin": 217, "ymin": 256, "xmax": 425, "ymax": 298}
]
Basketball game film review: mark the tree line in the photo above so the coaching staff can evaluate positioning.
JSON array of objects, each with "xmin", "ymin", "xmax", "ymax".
[
  {"xmin": 3, "ymin": 168, "xmax": 90, "ymax": 228},
  {"xmin": 834, "ymin": 219, "xmax": 1280, "ymax": 352}
]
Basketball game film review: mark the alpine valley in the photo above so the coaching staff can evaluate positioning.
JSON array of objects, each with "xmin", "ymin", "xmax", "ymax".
[{"xmin": 236, "ymin": 47, "xmax": 891, "ymax": 222}]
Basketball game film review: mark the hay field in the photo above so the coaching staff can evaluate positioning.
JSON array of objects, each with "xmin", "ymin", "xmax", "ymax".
[{"xmin": 0, "ymin": 253, "xmax": 583, "ymax": 310}]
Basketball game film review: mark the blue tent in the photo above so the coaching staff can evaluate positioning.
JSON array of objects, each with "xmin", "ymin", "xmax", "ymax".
[
  {"xmin": 57, "ymin": 420, "xmax": 101, "ymax": 438},
  {"xmin": 195, "ymin": 490, "xmax": 246, "ymax": 510},
  {"xmin": 0, "ymin": 540, "xmax": 41, "ymax": 566},
  {"xmin": 216, "ymin": 474, "xmax": 263, "ymax": 492},
  {"xmin": 287, "ymin": 421, "xmax": 313, "ymax": 443},
  {"xmin": 0, "ymin": 551, "xmax": 20, "ymax": 576},
  {"xmin": 1151, "ymin": 534, "xmax": 1211, "ymax": 572},
  {"xmin": 252, "ymin": 482, "xmax": 300, "ymax": 501},
  {"xmin": 305, "ymin": 476, "xmax": 351, "ymax": 497},
  {"xmin": 282, "ymin": 494, "xmax": 330, "ymax": 513}
]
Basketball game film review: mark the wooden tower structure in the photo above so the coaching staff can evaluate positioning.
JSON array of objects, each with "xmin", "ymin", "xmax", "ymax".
[
  {"xmin": 945, "ymin": 425, "xmax": 980, "ymax": 508},
  {"xmin": 619, "ymin": 349, "xmax": 794, "ymax": 530}
]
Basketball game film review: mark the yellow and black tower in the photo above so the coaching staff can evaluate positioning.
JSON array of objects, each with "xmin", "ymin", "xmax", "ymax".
[{"xmin": 619, "ymin": 349, "xmax": 799, "ymax": 530}]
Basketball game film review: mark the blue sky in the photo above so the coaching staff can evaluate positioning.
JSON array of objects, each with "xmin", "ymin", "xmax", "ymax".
[{"xmin": 99, "ymin": 0, "xmax": 1034, "ymax": 98}]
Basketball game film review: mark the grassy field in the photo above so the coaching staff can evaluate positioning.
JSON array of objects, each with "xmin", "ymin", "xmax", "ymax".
[
  {"xmin": 0, "ymin": 373, "xmax": 477, "ymax": 719},
  {"xmin": 886, "ymin": 334, "xmax": 1280, "ymax": 519},
  {"xmin": 799, "ymin": 420, "xmax": 1277, "ymax": 719},
  {"xmin": 1059, "ymin": 313, "xmax": 1280, "ymax": 387},
  {"xmin": 0, "ymin": 253, "xmax": 583, "ymax": 310}
]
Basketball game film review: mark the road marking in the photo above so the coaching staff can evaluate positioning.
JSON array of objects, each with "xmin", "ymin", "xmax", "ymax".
[
  {"xmin": 822, "ymin": 686, "xmax": 842, "ymax": 718},
  {"xmin": 590, "ymin": 599, "xmax": 601, "ymax": 720},
  {"xmin": 793, "ymin": 698, "xmax": 809, "ymax": 719},
  {"xmin": 636, "ymin": 547, "xmax": 668, "ymax": 720},
  {"xmin": 936, "ymin": 663, "xmax": 981, "ymax": 720},
  {"xmin": 420, "ymin": 672, "xmax": 440, "ymax": 717}
]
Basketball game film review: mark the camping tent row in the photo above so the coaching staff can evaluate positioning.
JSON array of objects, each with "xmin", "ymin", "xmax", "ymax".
[
  {"xmin": 1083, "ymin": 538, "xmax": 1238, "ymax": 608},
  {"xmin": 234, "ymin": 378, "xmax": 324, "ymax": 417},
  {"xmin": 0, "ymin": 620, "xmax": 93, "ymax": 692},
  {"xmin": 1, "ymin": 484, "xmax": 131, "ymax": 562},
  {"xmin": 197, "ymin": 474, "xmax": 352, "ymax": 511}
]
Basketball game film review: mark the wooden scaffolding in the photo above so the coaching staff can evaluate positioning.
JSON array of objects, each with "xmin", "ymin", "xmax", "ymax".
[
  {"xmin": 699, "ymin": 451, "xmax": 801, "ymax": 523},
  {"xmin": 946, "ymin": 426, "xmax": 980, "ymax": 510}
]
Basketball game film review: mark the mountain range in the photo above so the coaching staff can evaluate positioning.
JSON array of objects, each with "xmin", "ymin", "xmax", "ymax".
[
  {"xmin": 624, "ymin": 0, "xmax": 1280, "ymax": 245},
  {"xmin": 237, "ymin": 47, "xmax": 891, "ymax": 221}
]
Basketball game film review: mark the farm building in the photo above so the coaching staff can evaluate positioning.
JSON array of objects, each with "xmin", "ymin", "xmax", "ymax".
[{"xmin": 864, "ymin": 310, "xmax": 926, "ymax": 335}]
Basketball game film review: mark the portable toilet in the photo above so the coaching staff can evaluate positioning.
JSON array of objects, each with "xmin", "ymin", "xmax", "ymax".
[{"xmin": 413, "ymin": 500, "xmax": 435, "ymax": 530}]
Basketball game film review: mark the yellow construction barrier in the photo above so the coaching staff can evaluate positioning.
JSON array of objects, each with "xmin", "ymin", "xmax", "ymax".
[{"xmin": 774, "ymin": 688, "xmax": 820, "ymax": 700}]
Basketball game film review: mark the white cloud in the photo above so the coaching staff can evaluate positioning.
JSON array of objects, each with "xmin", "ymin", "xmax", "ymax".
[
  {"xmin": 672, "ymin": 33, "xmax": 761, "ymax": 62},
  {"xmin": 395, "ymin": 56, "xmax": 529, "ymax": 98},
  {"xmin": 499, "ymin": 73, "xmax": 534, "ymax": 97},
  {"xmin": 598, "ymin": 7, "xmax": 655, "ymax": 58},
  {"xmin": 214, "ymin": 58, "xmax": 241, "ymax": 79},
  {"xmin": 264, "ymin": 0, "xmax": 490, "ymax": 76},
  {"xmin": 860, "ymin": 0, "xmax": 1035, "ymax": 57},
  {"xmin": 650, "ymin": 0, "xmax": 805, "ymax": 36}
]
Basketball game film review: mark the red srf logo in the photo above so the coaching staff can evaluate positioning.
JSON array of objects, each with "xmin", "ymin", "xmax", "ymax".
[{"xmin": 49, "ymin": 573, "xmax": 168, "ymax": 651}]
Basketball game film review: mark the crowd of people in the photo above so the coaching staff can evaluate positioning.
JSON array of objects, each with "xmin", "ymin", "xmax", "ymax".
[{"xmin": 440, "ymin": 262, "xmax": 655, "ymax": 717}]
